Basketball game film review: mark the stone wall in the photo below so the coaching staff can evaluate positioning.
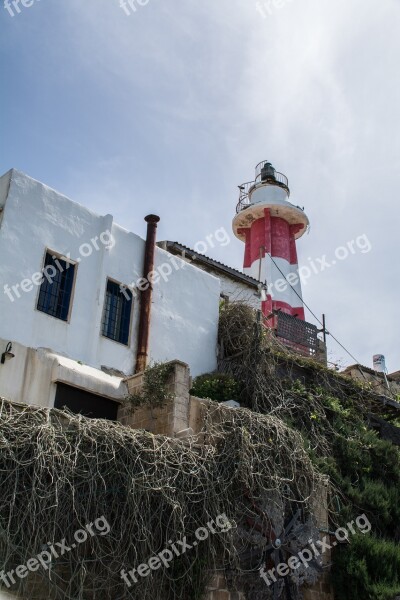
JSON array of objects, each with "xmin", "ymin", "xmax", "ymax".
[
  {"xmin": 303, "ymin": 481, "xmax": 334, "ymax": 600},
  {"xmin": 119, "ymin": 360, "xmax": 191, "ymax": 436},
  {"xmin": 205, "ymin": 574, "xmax": 245, "ymax": 600},
  {"xmin": 303, "ymin": 574, "xmax": 334, "ymax": 600},
  {"xmin": 118, "ymin": 362, "xmax": 334, "ymax": 600}
]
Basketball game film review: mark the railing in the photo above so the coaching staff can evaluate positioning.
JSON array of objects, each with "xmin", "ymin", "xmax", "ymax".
[
  {"xmin": 236, "ymin": 181, "xmax": 255, "ymax": 213},
  {"xmin": 275, "ymin": 311, "xmax": 319, "ymax": 358},
  {"xmin": 236, "ymin": 161, "xmax": 290, "ymax": 214},
  {"xmin": 255, "ymin": 161, "xmax": 289, "ymax": 189}
]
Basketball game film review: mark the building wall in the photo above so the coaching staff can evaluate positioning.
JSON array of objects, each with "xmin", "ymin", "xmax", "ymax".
[
  {"xmin": 0, "ymin": 170, "xmax": 220, "ymax": 388},
  {"xmin": 150, "ymin": 249, "xmax": 220, "ymax": 376},
  {"xmin": 344, "ymin": 365, "xmax": 400, "ymax": 397},
  {"xmin": 120, "ymin": 361, "xmax": 191, "ymax": 435},
  {"xmin": 217, "ymin": 272, "xmax": 260, "ymax": 309},
  {"xmin": 185, "ymin": 262, "xmax": 261, "ymax": 310},
  {"xmin": 160, "ymin": 245, "xmax": 262, "ymax": 311},
  {"xmin": 0, "ymin": 337, "xmax": 127, "ymax": 409}
]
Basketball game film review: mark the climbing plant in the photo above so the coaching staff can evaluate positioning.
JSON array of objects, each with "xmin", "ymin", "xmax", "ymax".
[
  {"xmin": 1, "ymin": 303, "xmax": 399, "ymax": 600},
  {"xmin": 126, "ymin": 361, "xmax": 175, "ymax": 410},
  {"xmin": 217, "ymin": 302, "xmax": 400, "ymax": 600},
  {"xmin": 0, "ymin": 398, "xmax": 322, "ymax": 600}
]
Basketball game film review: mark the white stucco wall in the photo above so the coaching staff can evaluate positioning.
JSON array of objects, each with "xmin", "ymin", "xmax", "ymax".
[
  {"xmin": 161, "ymin": 248, "xmax": 262, "ymax": 311},
  {"xmin": 218, "ymin": 272, "xmax": 261, "ymax": 309},
  {"xmin": 0, "ymin": 170, "xmax": 220, "ymax": 409},
  {"xmin": 150, "ymin": 249, "xmax": 220, "ymax": 375},
  {"xmin": 0, "ymin": 338, "xmax": 127, "ymax": 408}
]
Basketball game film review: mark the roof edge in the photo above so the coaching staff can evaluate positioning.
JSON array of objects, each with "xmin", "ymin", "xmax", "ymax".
[{"xmin": 158, "ymin": 240, "xmax": 263, "ymax": 289}]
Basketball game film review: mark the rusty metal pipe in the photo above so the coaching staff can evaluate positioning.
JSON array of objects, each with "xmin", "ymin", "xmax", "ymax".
[{"xmin": 135, "ymin": 214, "xmax": 160, "ymax": 373}]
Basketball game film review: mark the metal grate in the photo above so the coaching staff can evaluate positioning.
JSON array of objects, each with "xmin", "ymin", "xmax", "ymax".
[
  {"xmin": 276, "ymin": 312, "xmax": 318, "ymax": 352},
  {"xmin": 37, "ymin": 252, "xmax": 76, "ymax": 321},
  {"xmin": 102, "ymin": 280, "xmax": 133, "ymax": 345}
]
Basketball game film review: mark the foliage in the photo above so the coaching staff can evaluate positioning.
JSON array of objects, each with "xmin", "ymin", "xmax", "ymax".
[
  {"xmin": 127, "ymin": 361, "xmax": 175, "ymax": 410},
  {"xmin": 190, "ymin": 372, "xmax": 241, "ymax": 402},
  {"xmin": 2, "ymin": 302, "xmax": 400, "ymax": 600},
  {"xmin": 217, "ymin": 302, "xmax": 400, "ymax": 600},
  {"xmin": 332, "ymin": 534, "xmax": 400, "ymax": 600}
]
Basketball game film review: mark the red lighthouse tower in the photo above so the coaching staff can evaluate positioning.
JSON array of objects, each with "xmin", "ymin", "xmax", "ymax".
[{"xmin": 233, "ymin": 161, "xmax": 309, "ymax": 325}]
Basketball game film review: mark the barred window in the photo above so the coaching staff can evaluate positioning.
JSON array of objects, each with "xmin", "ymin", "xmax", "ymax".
[
  {"xmin": 37, "ymin": 252, "xmax": 76, "ymax": 321},
  {"xmin": 102, "ymin": 279, "xmax": 133, "ymax": 345}
]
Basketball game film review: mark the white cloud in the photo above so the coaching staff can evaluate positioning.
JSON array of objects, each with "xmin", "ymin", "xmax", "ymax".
[{"xmin": 3, "ymin": 0, "xmax": 400, "ymax": 370}]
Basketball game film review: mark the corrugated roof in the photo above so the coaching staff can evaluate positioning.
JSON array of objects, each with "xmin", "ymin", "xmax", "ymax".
[{"xmin": 158, "ymin": 241, "xmax": 263, "ymax": 289}]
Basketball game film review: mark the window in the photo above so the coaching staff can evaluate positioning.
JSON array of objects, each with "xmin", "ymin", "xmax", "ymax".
[
  {"xmin": 37, "ymin": 251, "xmax": 76, "ymax": 321},
  {"xmin": 102, "ymin": 279, "xmax": 133, "ymax": 345},
  {"xmin": 55, "ymin": 383, "xmax": 119, "ymax": 421}
]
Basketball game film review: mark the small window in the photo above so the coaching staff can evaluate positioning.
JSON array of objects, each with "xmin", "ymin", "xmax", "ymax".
[
  {"xmin": 102, "ymin": 279, "xmax": 133, "ymax": 345},
  {"xmin": 37, "ymin": 251, "xmax": 76, "ymax": 321}
]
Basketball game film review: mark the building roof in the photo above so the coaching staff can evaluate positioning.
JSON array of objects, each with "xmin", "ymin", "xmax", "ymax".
[
  {"xmin": 158, "ymin": 241, "xmax": 263, "ymax": 290},
  {"xmin": 343, "ymin": 364, "xmax": 400, "ymax": 383},
  {"xmin": 389, "ymin": 370, "xmax": 400, "ymax": 381},
  {"xmin": 342, "ymin": 364, "xmax": 400, "ymax": 415}
]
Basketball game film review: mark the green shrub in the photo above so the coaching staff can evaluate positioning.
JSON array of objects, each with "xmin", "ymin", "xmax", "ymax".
[
  {"xmin": 190, "ymin": 373, "xmax": 240, "ymax": 402},
  {"xmin": 332, "ymin": 534, "xmax": 400, "ymax": 600},
  {"xmin": 127, "ymin": 362, "xmax": 175, "ymax": 410}
]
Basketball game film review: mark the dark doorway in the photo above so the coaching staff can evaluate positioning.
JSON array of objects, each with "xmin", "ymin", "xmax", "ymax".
[{"xmin": 54, "ymin": 383, "xmax": 119, "ymax": 421}]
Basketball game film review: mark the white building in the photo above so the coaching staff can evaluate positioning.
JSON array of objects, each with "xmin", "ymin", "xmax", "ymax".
[
  {"xmin": 158, "ymin": 240, "xmax": 264, "ymax": 309},
  {"xmin": 0, "ymin": 169, "xmax": 221, "ymax": 417}
]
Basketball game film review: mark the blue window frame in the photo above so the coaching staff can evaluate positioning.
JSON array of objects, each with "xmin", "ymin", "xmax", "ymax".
[
  {"xmin": 102, "ymin": 279, "xmax": 133, "ymax": 345},
  {"xmin": 37, "ymin": 252, "xmax": 76, "ymax": 321}
]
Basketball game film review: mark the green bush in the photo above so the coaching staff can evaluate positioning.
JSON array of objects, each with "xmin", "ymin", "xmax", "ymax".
[
  {"xmin": 127, "ymin": 362, "xmax": 175, "ymax": 410},
  {"xmin": 332, "ymin": 534, "xmax": 400, "ymax": 600},
  {"xmin": 190, "ymin": 373, "xmax": 240, "ymax": 402}
]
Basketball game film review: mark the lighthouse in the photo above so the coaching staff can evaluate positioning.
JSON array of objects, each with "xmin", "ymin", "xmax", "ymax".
[{"xmin": 233, "ymin": 161, "xmax": 309, "ymax": 326}]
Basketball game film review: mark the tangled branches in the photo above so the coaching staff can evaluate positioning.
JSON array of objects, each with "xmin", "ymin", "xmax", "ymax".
[
  {"xmin": 0, "ymin": 397, "xmax": 323, "ymax": 600},
  {"xmin": 218, "ymin": 302, "xmax": 374, "ymax": 457}
]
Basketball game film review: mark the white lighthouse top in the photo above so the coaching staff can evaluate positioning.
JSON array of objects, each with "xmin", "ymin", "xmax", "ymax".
[{"xmin": 233, "ymin": 161, "xmax": 309, "ymax": 242}]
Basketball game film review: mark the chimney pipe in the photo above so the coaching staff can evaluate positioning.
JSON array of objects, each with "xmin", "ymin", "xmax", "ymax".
[{"xmin": 135, "ymin": 214, "xmax": 160, "ymax": 373}]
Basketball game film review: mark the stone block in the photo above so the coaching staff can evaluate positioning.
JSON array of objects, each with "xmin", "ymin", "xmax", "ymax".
[
  {"xmin": 207, "ymin": 574, "xmax": 226, "ymax": 591},
  {"xmin": 212, "ymin": 591, "xmax": 230, "ymax": 600}
]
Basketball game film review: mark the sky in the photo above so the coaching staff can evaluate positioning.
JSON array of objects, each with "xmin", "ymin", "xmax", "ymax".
[{"xmin": 1, "ymin": 0, "xmax": 400, "ymax": 371}]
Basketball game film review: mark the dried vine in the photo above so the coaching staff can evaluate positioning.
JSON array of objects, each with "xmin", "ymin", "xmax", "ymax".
[
  {"xmin": 0, "ymin": 396, "xmax": 323, "ymax": 600},
  {"xmin": 218, "ymin": 302, "xmax": 384, "ymax": 460},
  {"xmin": 217, "ymin": 303, "xmax": 400, "ymax": 600},
  {"xmin": 1, "ymin": 304, "xmax": 396, "ymax": 599}
]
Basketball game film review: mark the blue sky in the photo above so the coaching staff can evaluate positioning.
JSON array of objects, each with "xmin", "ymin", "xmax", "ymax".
[{"xmin": 1, "ymin": 0, "xmax": 400, "ymax": 371}]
